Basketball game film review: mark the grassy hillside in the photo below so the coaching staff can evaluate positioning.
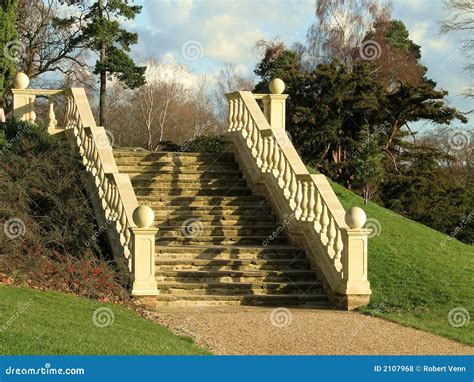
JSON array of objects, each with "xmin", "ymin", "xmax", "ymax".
[
  {"xmin": 331, "ymin": 181, "xmax": 473, "ymax": 346},
  {"xmin": 0, "ymin": 285, "xmax": 209, "ymax": 355}
]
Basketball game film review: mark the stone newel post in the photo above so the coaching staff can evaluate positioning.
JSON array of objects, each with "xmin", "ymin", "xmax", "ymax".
[
  {"xmin": 12, "ymin": 73, "xmax": 35, "ymax": 122},
  {"xmin": 262, "ymin": 78, "xmax": 289, "ymax": 130},
  {"xmin": 343, "ymin": 207, "xmax": 372, "ymax": 308},
  {"xmin": 131, "ymin": 205, "xmax": 159, "ymax": 296}
]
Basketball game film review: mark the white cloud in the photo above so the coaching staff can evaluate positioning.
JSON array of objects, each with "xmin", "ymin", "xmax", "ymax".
[{"xmin": 408, "ymin": 22, "xmax": 429, "ymax": 45}]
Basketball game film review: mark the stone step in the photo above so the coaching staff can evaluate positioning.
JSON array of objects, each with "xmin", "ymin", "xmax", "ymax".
[
  {"xmin": 116, "ymin": 165, "xmax": 241, "ymax": 174},
  {"xmin": 139, "ymin": 195, "xmax": 267, "ymax": 207},
  {"xmin": 156, "ymin": 269, "xmax": 316, "ymax": 282},
  {"xmin": 155, "ymin": 216, "xmax": 275, "ymax": 226},
  {"xmin": 131, "ymin": 179, "xmax": 248, "ymax": 188},
  {"xmin": 118, "ymin": 163, "xmax": 240, "ymax": 172},
  {"xmin": 156, "ymin": 281, "xmax": 323, "ymax": 295},
  {"xmin": 152, "ymin": 205, "xmax": 272, "ymax": 215},
  {"xmin": 115, "ymin": 157, "xmax": 238, "ymax": 166},
  {"xmin": 155, "ymin": 259, "xmax": 311, "ymax": 271},
  {"xmin": 114, "ymin": 151, "xmax": 235, "ymax": 162},
  {"xmin": 155, "ymin": 235, "xmax": 287, "ymax": 246},
  {"xmin": 155, "ymin": 245, "xmax": 305, "ymax": 259},
  {"xmin": 135, "ymin": 187, "xmax": 252, "ymax": 197},
  {"xmin": 157, "ymin": 225, "xmax": 282, "ymax": 237},
  {"xmin": 150, "ymin": 293, "xmax": 328, "ymax": 307},
  {"xmin": 127, "ymin": 172, "xmax": 242, "ymax": 181}
]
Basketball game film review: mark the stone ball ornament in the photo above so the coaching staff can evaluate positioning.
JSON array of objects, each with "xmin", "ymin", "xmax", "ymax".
[
  {"xmin": 13, "ymin": 72, "xmax": 30, "ymax": 90},
  {"xmin": 133, "ymin": 205, "xmax": 155, "ymax": 228},
  {"xmin": 345, "ymin": 207, "xmax": 367, "ymax": 229},
  {"xmin": 269, "ymin": 78, "xmax": 285, "ymax": 94}
]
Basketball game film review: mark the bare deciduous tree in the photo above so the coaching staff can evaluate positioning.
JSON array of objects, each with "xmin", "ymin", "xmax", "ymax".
[
  {"xmin": 16, "ymin": 0, "xmax": 90, "ymax": 85},
  {"xmin": 306, "ymin": 0, "xmax": 391, "ymax": 68},
  {"xmin": 213, "ymin": 63, "xmax": 255, "ymax": 125},
  {"xmin": 440, "ymin": 0, "xmax": 474, "ymax": 101}
]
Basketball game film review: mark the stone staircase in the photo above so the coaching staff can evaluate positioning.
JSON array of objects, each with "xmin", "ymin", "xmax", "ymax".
[{"xmin": 114, "ymin": 149, "xmax": 328, "ymax": 307}]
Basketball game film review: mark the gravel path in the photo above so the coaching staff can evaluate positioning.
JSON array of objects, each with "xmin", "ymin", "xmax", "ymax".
[{"xmin": 145, "ymin": 306, "xmax": 473, "ymax": 355}]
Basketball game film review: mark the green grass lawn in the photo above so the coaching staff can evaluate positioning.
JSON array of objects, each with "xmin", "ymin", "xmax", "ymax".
[
  {"xmin": 329, "ymin": 181, "xmax": 473, "ymax": 346},
  {"xmin": 0, "ymin": 285, "xmax": 210, "ymax": 355}
]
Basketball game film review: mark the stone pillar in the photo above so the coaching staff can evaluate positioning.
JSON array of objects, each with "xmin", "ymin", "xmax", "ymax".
[
  {"xmin": 12, "ymin": 73, "xmax": 34, "ymax": 122},
  {"xmin": 262, "ymin": 78, "xmax": 289, "ymax": 130},
  {"xmin": 131, "ymin": 205, "xmax": 159, "ymax": 296},
  {"xmin": 342, "ymin": 207, "xmax": 372, "ymax": 307}
]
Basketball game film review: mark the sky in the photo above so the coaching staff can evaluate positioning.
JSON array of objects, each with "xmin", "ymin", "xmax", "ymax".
[{"xmin": 128, "ymin": 0, "xmax": 473, "ymax": 131}]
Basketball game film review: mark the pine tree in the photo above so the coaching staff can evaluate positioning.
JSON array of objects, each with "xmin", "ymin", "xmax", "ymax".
[
  {"xmin": 0, "ymin": 0, "xmax": 18, "ymax": 97},
  {"xmin": 61, "ymin": 0, "xmax": 146, "ymax": 127}
]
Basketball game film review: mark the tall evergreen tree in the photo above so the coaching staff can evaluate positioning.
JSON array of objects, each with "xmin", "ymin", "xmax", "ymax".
[
  {"xmin": 61, "ymin": 0, "xmax": 146, "ymax": 127},
  {"xmin": 0, "ymin": 0, "xmax": 18, "ymax": 97}
]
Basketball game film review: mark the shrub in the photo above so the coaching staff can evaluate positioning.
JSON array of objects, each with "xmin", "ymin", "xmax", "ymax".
[
  {"xmin": 0, "ymin": 121, "xmax": 130, "ymax": 303},
  {"xmin": 180, "ymin": 134, "xmax": 226, "ymax": 153}
]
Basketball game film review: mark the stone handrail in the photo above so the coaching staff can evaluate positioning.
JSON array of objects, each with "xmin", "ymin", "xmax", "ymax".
[
  {"xmin": 226, "ymin": 81, "xmax": 372, "ymax": 309},
  {"xmin": 64, "ymin": 88, "xmax": 137, "ymax": 266},
  {"xmin": 11, "ymin": 87, "xmax": 64, "ymax": 135},
  {"xmin": 11, "ymin": 74, "xmax": 159, "ymax": 296}
]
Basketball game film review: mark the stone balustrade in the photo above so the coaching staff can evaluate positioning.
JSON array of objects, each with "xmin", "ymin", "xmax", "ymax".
[
  {"xmin": 226, "ymin": 79, "xmax": 372, "ymax": 309},
  {"xmin": 11, "ymin": 73, "xmax": 158, "ymax": 297}
]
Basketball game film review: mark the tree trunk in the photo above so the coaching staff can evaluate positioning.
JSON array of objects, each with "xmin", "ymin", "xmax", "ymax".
[{"xmin": 98, "ymin": 0, "xmax": 107, "ymax": 127}]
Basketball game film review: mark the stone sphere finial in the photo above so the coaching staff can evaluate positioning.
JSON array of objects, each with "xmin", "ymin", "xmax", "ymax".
[
  {"xmin": 345, "ymin": 207, "xmax": 367, "ymax": 229},
  {"xmin": 269, "ymin": 78, "xmax": 285, "ymax": 94},
  {"xmin": 13, "ymin": 72, "xmax": 30, "ymax": 90},
  {"xmin": 133, "ymin": 205, "xmax": 155, "ymax": 228}
]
